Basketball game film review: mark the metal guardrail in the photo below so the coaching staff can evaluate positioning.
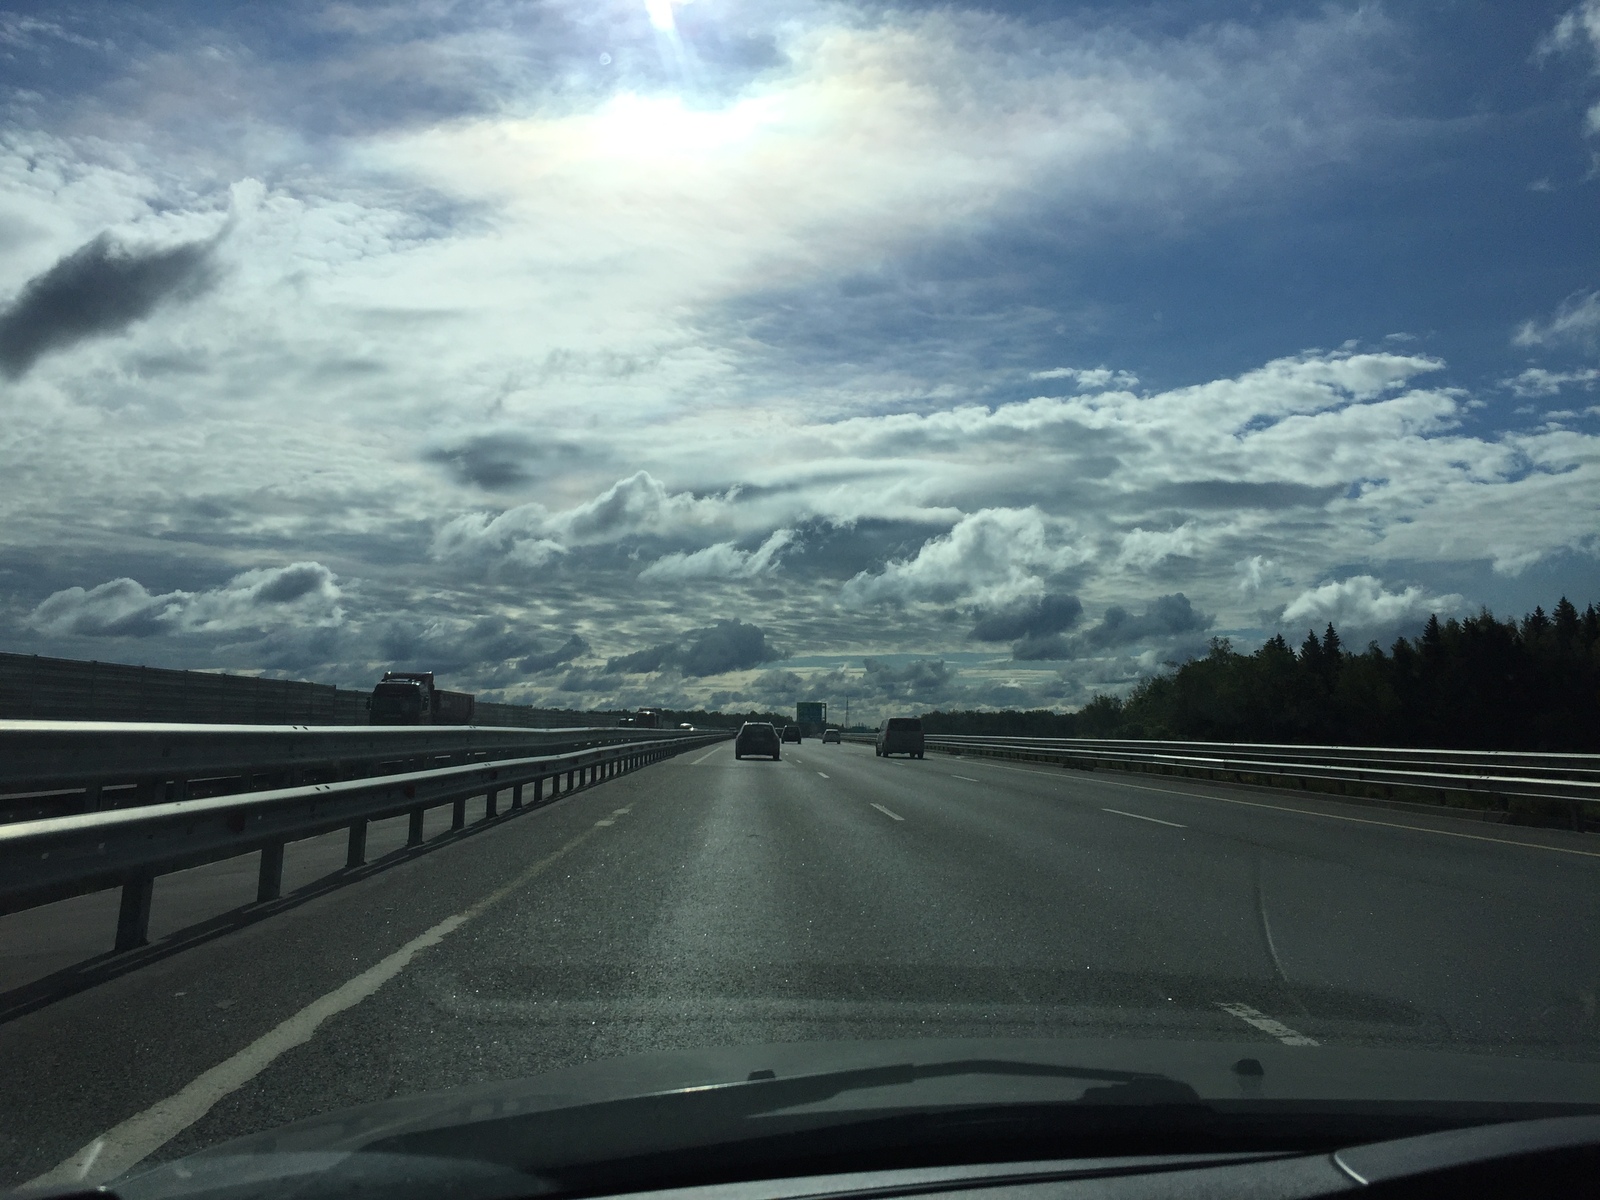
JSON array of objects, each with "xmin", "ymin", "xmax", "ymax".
[
  {"xmin": 0, "ymin": 721, "xmax": 662, "ymax": 823},
  {"xmin": 0, "ymin": 723, "xmax": 729, "ymax": 954},
  {"xmin": 842, "ymin": 732, "xmax": 1600, "ymax": 823}
]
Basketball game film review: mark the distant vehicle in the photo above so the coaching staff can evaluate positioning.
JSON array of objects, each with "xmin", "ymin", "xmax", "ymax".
[
  {"xmin": 735, "ymin": 722, "xmax": 781, "ymax": 760},
  {"xmin": 369, "ymin": 672, "xmax": 475, "ymax": 725},
  {"xmin": 822, "ymin": 728, "xmax": 841, "ymax": 743},
  {"xmin": 782, "ymin": 724, "xmax": 802, "ymax": 743},
  {"xmin": 619, "ymin": 708, "xmax": 663, "ymax": 728},
  {"xmin": 876, "ymin": 716, "xmax": 924, "ymax": 758},
  {"xmin": 679, "ymin": 722, "xmax": 694, "ymax": 730},
  {"xmin": 796, "ymin": 700, "xmax": 827, "ymax": 738}
]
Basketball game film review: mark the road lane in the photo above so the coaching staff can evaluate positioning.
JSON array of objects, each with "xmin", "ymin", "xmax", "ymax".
[
  {"xmin": 812, "ymin": 742, "xmax": 1600, "ymax": 1048},
  {"xmin": 1, "ymin": 739, "xmax": 1596, "ymax": 1187}
]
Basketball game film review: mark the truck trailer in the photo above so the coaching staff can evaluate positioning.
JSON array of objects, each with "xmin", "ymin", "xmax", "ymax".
[
  {"xmin": 369, "ymin": 672, "xmax": 476, "ymax": 725},
  {"xmin": 796, "ymin": 701, "xmax": 827, "ymax": 738}
]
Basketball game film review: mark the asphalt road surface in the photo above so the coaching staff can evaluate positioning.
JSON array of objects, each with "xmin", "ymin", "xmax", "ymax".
[{"xmin": 2, "ymin": 740, "xmax": 1597, "ymax": 1186}]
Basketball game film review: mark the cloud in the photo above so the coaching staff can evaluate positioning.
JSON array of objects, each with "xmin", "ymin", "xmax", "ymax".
[
  {"xmin": 1514, "ymin": 290, "xmax": 1600, "ymax": 351},
  {"xmin": 1543, "ymin": 2, "xmax": 1600, "ymax": 135},
  {"xmin": 432, "ymin": 471, "xmax": 731, "ymax": 573},
  {"xmin": 861, "ymin": 657, "xmax": 954, "ymax": 701},
  {"xmin": 423, "ymin": 433, "xmax": 548, "ymax": 489},
  {"xmin": 0, "ymin": 231, "xmax": 221, "ymax": 378},
  {"xmin": 1017, "ymin": 593, "xmax": 1212, "ymax": 660},
  {"xmin": 969, "ymin": 592, "xmax": 1083, "ymax": 642},
  {"xmin": 520, "ymin": 633, "xmax": 589, "ymax": 674},
  {"xmin": 28, "ymin": 562, "xmax": 343, "ymax": 638},
  {"xmin": 1502, "ymin": 367, "xmax": 1600, "ymax": 397},
  {"xmin": 1236, "ymin": 555, "xmax": 1280, "ymax": 596},
  {"xmin": 841, "ymin": 507, "xmax": 1085, "ymax": 609},
  {"xmin": 1280, "ymin": 576, "xmax": 1465, "ymax": 633},
  {"xmin": 605, "ymin": 618, "xmax": 779, "ymax": 677},
  {"xmin": 1117, "ymin": 522, "xmax": 1201, "ymax": 570},
  {"xmin": 1029, "ymin": 366, "xmax": 1139, "ymax": 390},
  {"xmin": 639, "ymin": 528, "xmax": 794, "ymax": 582}
]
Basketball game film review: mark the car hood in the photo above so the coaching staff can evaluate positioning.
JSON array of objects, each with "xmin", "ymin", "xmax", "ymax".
[{"xmin": 99, "ymin": 1036, "xmax": 1600, "ymax": 1200}]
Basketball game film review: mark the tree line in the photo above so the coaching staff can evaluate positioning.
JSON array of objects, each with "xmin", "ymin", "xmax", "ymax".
[{"xmin": 921, "ymin": 596, "xmax": 1600, "ymax": 751}]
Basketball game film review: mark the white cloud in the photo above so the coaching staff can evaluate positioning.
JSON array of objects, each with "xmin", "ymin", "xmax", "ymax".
[
  {"xmin": 1514, "ymin": 290, "xmax": 1600, "ymax": 350},
  {"xmin": 1544, "ymin": 1, "xmax": 1600, "ymax": 62},
  {"xmin": 1503, "ymin": 367, "xmax": 1600, "ymax": 397},
  {"xmin": 1118, "ymin": 522, "xmax": 1200, "ymax": 569},
  {"xmin": 1029, "ymin": 366, "xmax": 1139, "ymax": 390},
  {"xmin": 639, "ymin": 528, "xmax": 795, "ymax": 582},
  {"xmin": 432, "ymin": 471, "xmax": 732, "ymax": 571},
  {"xmin": 1280, "ymin": 575, "xmax": 1463, "ymax": 633},
  {"xmin": 27, "ymin": 562, "xmax": 344, "ymax": 637},
  {"xmin": 1235, "ymin": 555, "xmax": 1279, "ymax": 596},
  {"xmin": 841, "ymin": 507, "xmax": 1087, "ymax": 609}
]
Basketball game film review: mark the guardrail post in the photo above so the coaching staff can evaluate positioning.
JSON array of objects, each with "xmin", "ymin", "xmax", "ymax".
[
  {"xmin": 535, "ymin": 777, "xmax": 546, "ymax": 803},
  {"xmin": 452, "ymin": 798, "xmax": 467, "ymax": 829},
  {"xmin": 115, "ymin": 876, "xmax": 154, "ymax": 951},
  {"xmin": 257, "ymin": 842, "xmax": 285, "ymax": 902},
  {"xmin": 485, "ymin": 789, "xmax": 499, "ymax": 819},
  {"xmin": 511, "ymin": 783, "xmax": 523, "ymax": 810},
  {"xmin": 346, "ymin": 818, "xmax": 368, "ymax": 867},
  {"xmin": 408, "ymin": 808, "xmax": 425, "ymax": 846}
]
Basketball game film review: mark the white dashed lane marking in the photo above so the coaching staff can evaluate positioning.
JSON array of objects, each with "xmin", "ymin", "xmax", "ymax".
[
  {"xmin": 871, "ymin": 803, "xmax": 905, "ymax": 822},
  {"xmin": 688, "ymin": 747, "xmax": 721, "ymax": 765},
  {"xmin": 1102, "ymin": 808, "xmax": 1186, "ymax": 828},
  {"xmin": 1217, "ymin": 1001, "xmax": 1318, "ymax": 1046},
  {"xmin": 817, "ymin": 772, "xmax": 830, "ymax": 779},
  {"xmin": 951, "ymin": 775, "xmax": 980, "ymax": 783}
]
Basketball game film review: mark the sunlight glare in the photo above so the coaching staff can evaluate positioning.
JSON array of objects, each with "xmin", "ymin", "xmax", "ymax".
[
  {"xmin": 644, "ymin": 0, "xmax": 678, "ymax": 33},
  {"xmin": 593, "ymin": 92, "xmax": 774, "ymax": 159}
]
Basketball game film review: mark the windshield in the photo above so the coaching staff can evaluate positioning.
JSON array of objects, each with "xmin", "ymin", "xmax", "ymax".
[{"xmin": 1, "ymin": 0, "xmax": 1598, "ymax": 1194}]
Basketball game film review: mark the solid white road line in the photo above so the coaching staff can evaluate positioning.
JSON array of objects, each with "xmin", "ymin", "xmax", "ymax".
[
  {"xmin": 1216, "ymin": 1001, "xmax": 1318, "ymax": 1046},
  {"xmin": 32, "ymin": 827, "xmax": 601, "ymax": 1188},
  {"xmin": 688, "ymin": 746, "xmax": 721, "ymax": 765},
  {"xmin": 871, "ymin": 803, "xmax": 905, "ymax": 822},
  {"xmin": 951, "ymin": 775, "xmax": 981, "ymax": 783},
  {"xmin": 1102, "ymin": 808, "xmax": 1186, "ymax": 828}
]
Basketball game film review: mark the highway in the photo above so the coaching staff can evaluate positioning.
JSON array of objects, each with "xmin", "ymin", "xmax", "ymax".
[{"xmin": 2, "ymin": 739, "xmax": 1597, "ymax": 1186}]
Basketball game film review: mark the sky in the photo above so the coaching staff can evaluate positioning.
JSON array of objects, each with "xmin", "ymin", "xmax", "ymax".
[{"xmin": 1, "ymin": 0, "xmax": 1599, "ymax": 724}]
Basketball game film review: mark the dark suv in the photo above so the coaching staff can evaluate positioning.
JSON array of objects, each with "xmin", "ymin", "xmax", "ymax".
[
  {"xmin": 734, "ymin": 722, "xmax": 781, "ymax": 760},
  {"xmin": 781, "ymin": 725, "xmax": 802, "ymax": 743},
  {"xmin": 876, "ymin": 716, "xmax": 925, "ymax": 759}
]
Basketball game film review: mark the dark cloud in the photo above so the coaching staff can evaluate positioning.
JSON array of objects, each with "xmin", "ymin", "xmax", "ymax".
[
  {"xmin": 605, "ymin": 618, "xmax": 780, "ymax": 677},
  {"xmin": 605, "ymin": 644, "xmax": 672, "ymax": 674},
  {"xmin": 423, "ymin": 433, "xmax": 554, "ymax": 489},
  {"xmin": 1014, "ymin": 593, "xmax": 1212, "ymax": 660},
  {"xmin": 520, "ymin": 633, "xmax": 589, "ymax": 674},
  {"xmin": 861, "ymin": 657, "xmax": 954, "ymax": 700},
  {"xmin": 1083, "ymin": 593, "xmax": 1212, "ymax": 649},
  {"xmin": 678, "ymin": 619, "xmax": 778, "ymax": 676},
  {"xmin": 253, "ymin": 562, "xmax": 334, "ymax": 603},
  {"xmin": 0, "ymin": 231, "xmax": 221, "ymax": 377},
  {"xmin": 379, "ymin": 615, "xmax": 537, "ymax": 677},
  {"xmin": 970, "ymin": 592, "xmax": 1083, "ymax": 642}
]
